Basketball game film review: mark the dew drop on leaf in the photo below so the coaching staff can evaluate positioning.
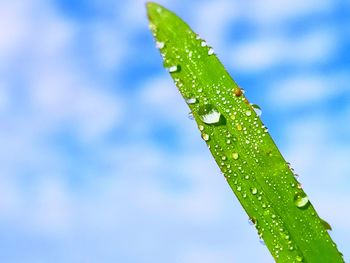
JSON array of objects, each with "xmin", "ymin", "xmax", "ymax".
[
  {"xmin": 198, "ymin": 104, "xmax": 221, "ymax": 124},
  {"xmin": 233, "ymin": 87, "xmax": 243, "ymax": 97},
  {"xmin": 208, "ymin": 48, "xmax": 214, "ymax": 55},
  {"xmin": 185, "ymin": 97, "xmax": 197, "ymax": 104},
  {"xmin": 251, "ymin": 104, "xmax": 262, "ymax": 116},
  {"xmin": 201, "ymin": 133, "xmax": 209, "ymax": 141},
  {"xmin": 251, "ymin": 187, "xmax": 258, "ymax": 195},
  {"xmin": 296, "ymin": 255, "xmax": 303, "ymax": 262},
  {"xmin": 320, "ymin": 218, "xmax": 332, "ymax": 231},
  {"xmin": 294, "ymin": 193, "xmax": 309, "ymax": 208},
  {"xmin": 232, "ymin": 152, "xmax": 239, "ymax": 160},
  {"xmin": 248, "ymin": 217, "xmax": 257, "ymax": 226},
  {"xmin": 168, "ymin": 65, "xmax": 180, "ymax": 73},
  {"xmin": 156, "ymin": 41, "xmax": 165, "ymax": 49}
]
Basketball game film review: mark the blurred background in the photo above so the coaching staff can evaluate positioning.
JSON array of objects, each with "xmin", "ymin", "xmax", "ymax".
[{"xmin": 0, "ymin": 0, "xmax": 349, "ymax": 262}]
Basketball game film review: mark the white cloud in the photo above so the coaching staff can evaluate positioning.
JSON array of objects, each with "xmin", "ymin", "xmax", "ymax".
[
  {"xmin": 269, "ymin": 72, "xmax": 349, "ymax": 107},
  {"xmin": 230, "ymin": 28, "xmax": 337, "ymax": 71},
  {"xmin": 247, "ymin": 0, "xmax": 334, "ymax": 25},
  {"xmin": 139, "ymin": 75, "xmax": 191, "ymax": 123},
  {"xmin": 193, "ymin": 1, "xmax": 240, "ymax": 50},
  {"xmin": 0, "ymin": 1, "xmax": 31, "ymax": 63}
]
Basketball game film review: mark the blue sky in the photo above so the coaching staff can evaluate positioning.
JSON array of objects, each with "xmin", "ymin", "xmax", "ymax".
[{"xmin": 0, "ymin": 0, "xmax": 349, "ymax": 262}]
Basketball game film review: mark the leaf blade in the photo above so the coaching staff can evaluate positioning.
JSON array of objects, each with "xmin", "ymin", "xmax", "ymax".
[{"xmin": 147, "ymin": 2, "xmax": 344, "ymax": 262}]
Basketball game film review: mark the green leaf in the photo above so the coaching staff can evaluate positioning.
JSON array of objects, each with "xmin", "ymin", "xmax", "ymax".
[{"xmin": 146, "ymin": 2, "xmax": 344, "ymax": 262}]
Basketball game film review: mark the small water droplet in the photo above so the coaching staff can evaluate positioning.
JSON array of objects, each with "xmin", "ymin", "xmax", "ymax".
[
  {"xmin": 233, "ymin": 87, "xmax": 243, "ymax": 97},
  {"xmin": 237, "ymin": 124, "xmax": 242, "ymax": 131},
  {"xmin": 245, "ymin": 110, "xmax": 252, "ymax": 116},
  {"xmin": 201, "ymin": 133, "xmax": 209, "ymax": 141},
  {"xmin": 296, "ymin": 255, "xmax": 303, "ymax": 262},
  {"xmin": 168, "ymin": 65, "xmax": 180, "ymax": 73},
  {"xmin": 221, "ymin": 156, "xmax": 227, "ymax": 161},
  {"xmin": 232, "ymin": 153, "xmax": 239, "ymax": 160},
  {"xmin": 201, "ymin": 41, "xmax": 207, "ymax": 47},
  {"xmin": 248, "ymin": 217, "xmax": 256, "ymax": 226},
  {"xmin": 156, "ymin": 41, "xmax": 165, "ymax": 49},
  {"xmin": 198, "ymin": 104, "xmax": 221, "ymax": 124},
  {"xmin": 199, "ymin": 125, "xmax": 204, "ymax": 131},
  {"xmin": 320, "ymin": 218, "xmax": 332, "ymax": 231},
  {"xmin": 237, "ymin": 186, "xmax": 242, "ymax": 191},
  {"xmin": 185, "ymin": 97, "xmax": 197, "ymax": 104},
  {"xmin": 251, "ymin": 187, "xmax": 258, "ymax": 195},
  {"xmin": 208, "ymin": 48, "xmax": 214, "ymax": 55},
  {"xmin": 251, "ymin": 104, "xmax": 262, "ymax": 116},
  {"xmin": 294, "ymin": 193, "xmax": 309, "ymax": 208}
]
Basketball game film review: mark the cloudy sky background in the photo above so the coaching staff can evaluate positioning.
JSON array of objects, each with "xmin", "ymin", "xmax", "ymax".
[{"xmin": 0, "ymin": 0, "xmax": 349, "ymax": 262}]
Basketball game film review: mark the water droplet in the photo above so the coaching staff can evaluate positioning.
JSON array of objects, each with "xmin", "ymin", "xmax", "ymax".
[
  {"xmin": 185, "ymin": 97, "xmax": 197, "ymax": 104},
  {"xmin": 199, "ymin": 125, "xmax": 204, "ymax": 131},
  {"xmin": 201, "ymin": 133, "xmax": 209, "ymax": 141},
  {"xmin": 245, "ymin": 110, "xmax": 252, "ymax": 116},
  {"xmin": 156, "ymin": 41, "xmax": 165, "ymax": 49},
  {"xmin": 232, "ymin": 153, "xmax": 239, "ymax": 160},
  {"xmin": 294, "ymin": 193, "xmax": 309, "ymax": 208},
  {"xmin": 168, "ymin": 65, "xmax": 180, "ymax": 73},
  {"xmin": 198, "ymin": 104, "xmax": 221, "ymax": 124},
  {"xmin": 208, "ymin": 48, "xmax": 214, "ymax": 55},
  {"xmin": 201, "ymin": 41, "xmax": 207, "ymax": 47},
  {"xmin": 221, "ymin": 156, "xmax": 227, "ymax": 161},
  {"xmin": 296, "ymin": 255, "xmax": 303, "ymax": 262},
  {"xmin": 237, "ymin": 186, "xmax": 242, "ymax": 191},
  {"xmin": 251, "ymin": 104, "xmax": 262, "ymax": 116},
  {"xmin": 248, "ymin": 217, "xmax": 257, "ymax": 226},
  {"xmin": 237, "ymin": 124, "xmax": 242, "ymax": 131},
  {"xmin": 320, "ymin": 218, "xmax": 332, "ymax": 231},
  {"xmin": 251, "ymin": 187, "xmax": 258, "ymax": 195},
  {"xmin": 233, "ymin": 87, "xmax": 243, "ymax": 97}
]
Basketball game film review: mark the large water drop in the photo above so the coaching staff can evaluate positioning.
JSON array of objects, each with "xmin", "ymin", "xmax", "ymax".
[
  {"xmin": 198, "ymin": 104, "xmax": 221, "ymax": 124},
  {"xmin": 294, "ymin": 193, "xmax": 309, "ymax": 208}
]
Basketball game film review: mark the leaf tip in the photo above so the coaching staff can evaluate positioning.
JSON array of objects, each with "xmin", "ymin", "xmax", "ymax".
[
  {"xmin": 146, "ymin": 2, "xmax": 163, "ymax": 17},
  {"xmin": 146, "ymin": 2, "xmax": 170, "ymax": 24}
]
